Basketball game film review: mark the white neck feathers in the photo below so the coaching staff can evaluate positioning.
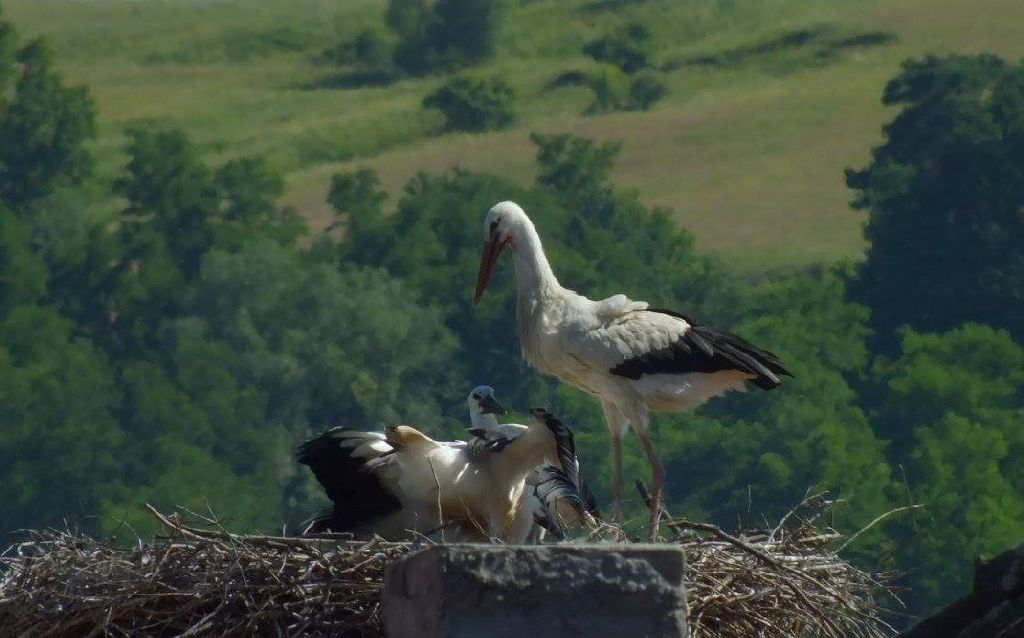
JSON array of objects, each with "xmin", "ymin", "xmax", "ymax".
[{"xmin": 509, "ymin": 217, "xmax": 560, "ymax": 299}]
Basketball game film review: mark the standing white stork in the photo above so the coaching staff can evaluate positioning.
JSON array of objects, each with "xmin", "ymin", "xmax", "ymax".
[{"xmin": 473, "ymin": 201, "xmax": 791, "ymax": 537}]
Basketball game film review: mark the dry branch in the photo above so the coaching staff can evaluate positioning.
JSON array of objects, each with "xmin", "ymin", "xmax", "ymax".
[{"xmin": 1, "ymin": 499, "xmax": 899, "ymax": 637}]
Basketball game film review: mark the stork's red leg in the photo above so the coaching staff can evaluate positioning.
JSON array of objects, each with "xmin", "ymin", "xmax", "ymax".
[
  {"xmin": 636, "ymin": 429, "xmax": 665, "ymax": 541},
  {"xmin": 610, "ymin": 431, "xmax": 624, "ymax": 518},
  {"xmin": 602, "ymin": 402, "xmax": 628, "ymax": 520}
]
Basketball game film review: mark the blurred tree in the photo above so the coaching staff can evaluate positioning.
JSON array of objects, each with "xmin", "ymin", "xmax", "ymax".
[
  {"xmin": 385, "ymin": 0, "xmax": 430, "ymax": 39},
  {"xmin": 0, "ymin": 37, "xmax": 95, "ymax": 210},
  {"xmin": 662, "ymin": 268, "xmax": 894, "ymax": 540},
  {"xmin": 214, "ymin": 156, "xmax": 306, "ymax": 250},
  {"xmin": 318, "ymin": 27, "xmax": 395, "ymax": 72},
  {"xmin": 0, "ymin": 207, "xmax": 46, "ymax": 309},
  {"xmin": 0, "ymin": 304, "xmax": 124, "ymax": 534},
  {"xmin": 847, "ymin": 54, "xmax": 1024, "ymax": 351},
  {"xmin": 325, "ymin": 167, "xmax": 389, "ymax": 236},
  {"xmin": 628, "ymin": 72, "xmax": 669, "ymax": 110},
  {"xmin": 106, "ymin": 346, "xmax": 285, "ymax": 537},
  {"xmin": 872, "ymin": 325, "xmax": 1024, "ymax": 611},
  {"xmin": 390, "ymin": 0, "xmax": 503, "ymax": 74},
  {"xmin": 423, "ymin": 76, "xmax": 515, "ymax": 132},
  {"xmin": 584, "ymin": 66, "xmax": 668, "ymax": 114},
  {"xmin": 583, "ymin": 65, "xmax": 631, "ymax": 114},
  {"xmin": 429, "ymin": 0, "xmax": 503, "ymax": 65},
  {"xmin": 583, "ymin": 22, "xmax": 653, "ymax": 73},
  {"xmin": 530, "ymin": 131, "xmax": 620, "ymax": 203},
  {"xmin": 187, "ymin": 240, "xmax": 458, "ymax": 432}
]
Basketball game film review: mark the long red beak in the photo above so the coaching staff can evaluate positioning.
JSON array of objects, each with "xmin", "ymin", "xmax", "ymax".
[{"xmin": 474, "ymin": 237, "xmax": 504, "ymax": 304}]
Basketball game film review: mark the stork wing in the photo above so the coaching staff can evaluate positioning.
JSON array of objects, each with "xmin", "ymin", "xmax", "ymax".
[
  {"xmin": 296, "ymin": 427, "xmax": 402, "ymax": 531},
  {"xmin": 562, "ymin": 307, "xmax": 791, "ymax": 388},
  {"xmin": 560, "ymin": 306, "xmax": 692, "ymax": 374}
]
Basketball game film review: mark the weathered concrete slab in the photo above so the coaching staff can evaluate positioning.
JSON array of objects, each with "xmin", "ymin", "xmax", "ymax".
[{"xmin": 383, "ymin": 544, "xmax": 688, "ymax": 638}]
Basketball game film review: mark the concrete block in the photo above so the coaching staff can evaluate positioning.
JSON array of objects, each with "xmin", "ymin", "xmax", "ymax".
[{"xmin": 383, "ymin": 544, "xmax": 688, "ymax": 638}]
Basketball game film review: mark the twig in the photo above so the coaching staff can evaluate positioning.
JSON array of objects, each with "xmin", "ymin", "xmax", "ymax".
[
  {"xmin": 837, "ymin": 505, "xmax": 923, "ymax": 554},
  {"xmin": 1, "ymin": 501, "xmax": 899, "ymax": 638},
  {"xmin": 428, "ymin": 458, "xmax": 445, "ymax": 544}
]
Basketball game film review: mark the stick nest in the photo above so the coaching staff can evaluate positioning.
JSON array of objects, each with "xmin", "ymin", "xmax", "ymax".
[{"xmin": 1, "ymin": 501, "xmax": 899, "ymax": 637}]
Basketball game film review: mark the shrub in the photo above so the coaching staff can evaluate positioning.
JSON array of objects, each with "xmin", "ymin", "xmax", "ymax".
[
  {"xmin": 423, "ymin": 76, "xmax": 515, "ymax": 132},
  {"xmin": 583, "ymin": 22, "xmax": 653, "ymax": 74},
  {"xmin": 628, "ymin": 72, "xmax": 668, "ymax": 110},
  {"xmin": 318, "ymin": 28, "xmax": 394, "ymax": 71},
  {"xmin": 584, "ymin": 67, "xmax": 667, "ymax": 114},
  {"xmin": 584, "ymin": 66, "xmax": 630, "ymax": 114},
  {"xmin": 389, "ymin": 0, "xmax": 503, "ymax": 75}
]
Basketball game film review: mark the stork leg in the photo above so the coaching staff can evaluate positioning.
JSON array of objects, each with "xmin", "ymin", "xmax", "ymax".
[
  {"xmin": 634, "ymin": 416, "xmax": 665, "ymax": 541},
  {"xmin": 602, "ymin": 402, "xmax": 629, "ymax": 519},
  {"xmin": 610, "ymin": 431, "xmax": 624, "ymax": 517}
]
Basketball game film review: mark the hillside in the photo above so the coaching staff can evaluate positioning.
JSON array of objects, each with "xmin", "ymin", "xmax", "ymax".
[{"xmin": 5, "ymin": 0, "xmax": 1024, "ymax": 269}]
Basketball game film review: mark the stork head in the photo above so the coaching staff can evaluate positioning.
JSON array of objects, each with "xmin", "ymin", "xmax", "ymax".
[
  {"xmin": 474, "ymin": 201, "xmax": 528, "ymax": 304},
  {"xmin": 467, "ymin": 385, "xmax": 506, "ymax": 418}
]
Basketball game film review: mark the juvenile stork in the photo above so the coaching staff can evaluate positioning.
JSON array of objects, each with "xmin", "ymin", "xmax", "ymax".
[
  {"xmin": 473, "ymin": 201, "xmax": 791, "ymax": 536},
  {"xmin": 297, "ymin": 408, "xmax": 581, "ymax": 543},
  {"xmin": 466, "ymin": 385, "xmax": 597, "ymax": 535}
]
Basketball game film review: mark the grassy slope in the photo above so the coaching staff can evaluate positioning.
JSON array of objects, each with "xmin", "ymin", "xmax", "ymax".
[{"xmin": 5, "ymin": 0, "xmax": 1023, "ymax": 270}]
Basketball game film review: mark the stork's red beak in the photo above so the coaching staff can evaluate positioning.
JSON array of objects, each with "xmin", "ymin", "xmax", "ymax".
[{"xmin": 474, "ymin": 236, "xmax": 505, "ymax": 304}]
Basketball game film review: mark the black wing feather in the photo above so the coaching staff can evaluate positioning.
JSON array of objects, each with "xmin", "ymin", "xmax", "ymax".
[
  {"xmin": 296, "ymin": 427, "xmax": 401, "ymax": 534},
  {"xmin": 609, "ymin": 308, "xmax": 792, "ymax": 390},
  {"xmin": 530, "ymin": 409, "xmax": 580, "ymax": 488}
]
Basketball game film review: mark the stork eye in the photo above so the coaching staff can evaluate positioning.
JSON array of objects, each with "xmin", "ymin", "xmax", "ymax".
[
  {"xmin": 472, "ymin": 393, "xmax": 481, "ymax": 400},
  {"xmin": 490, "ymin": 220, "xmax": 499, "ymax": 234}
]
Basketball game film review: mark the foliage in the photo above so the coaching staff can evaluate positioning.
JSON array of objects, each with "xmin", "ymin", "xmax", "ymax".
[
  {"xmin": 318, "ymin": 28, "xmax": 394, "ymax": 71},
  {"xmin": 657, "ymin": 269, "xmax": 894, "ymax": 542},
  {"xmin": 0, "ymin": 303, "xmax": 124, "ymax": 535},
  {"xmin": 583, "ymin": 22, "xmax": 653, "ymax": 74},
  {"xmin": 2, "ymin": 17, "xmax": 1024, "ymax": 622},
  {"xmin": 584, "ymin": 65, "xmax": 630, "ymax": 114},
  {"xmin": 629, "ymin": 72, "xmax": 669, "ymax": 110},
  {"xmin": 0, "ymin": 37, "xmax": 95, "ymax": 210},
  {"xmin": 847, "ymin": 54, "xmax": 1024, "ymax": 350},
  {"xmin": 530, "ymin": 131, "xmax": 621, "ymax": 203},
  {"xmin": 325, "ymin": 167, "xmax": 388, "ymax": 235},
  {"xmin": 390, "ymin": 0, "xmax": 503, "ymax": 74},
  {"xmin": 872, "ymin": 325, "xmax": 1024, "ymax": 611},
  {"xmin": 423, "ymin": 76, "xmax": 515, "ymax": 132},
  {"xmin": 584, "ymin": 67, "xmax": 668, "ymax": 114}
]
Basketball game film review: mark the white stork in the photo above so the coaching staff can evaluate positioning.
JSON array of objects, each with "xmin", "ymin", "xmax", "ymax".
[
  {"xmin": 473, "ymin": 201, "xmax": 791, "ymax": 537},
  {"xmin": 296, "ymin": 407, "xmax": 582, "ymax": 543}
]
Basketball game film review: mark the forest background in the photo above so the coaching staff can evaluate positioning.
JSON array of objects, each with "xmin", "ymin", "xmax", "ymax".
[{"xmin": 1, "ymin": 0, "xmax": 1022, "ymax": 621}]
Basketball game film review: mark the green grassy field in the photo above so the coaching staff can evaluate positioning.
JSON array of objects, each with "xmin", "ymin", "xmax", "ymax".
[{"xmin": 5, "ymin": 0, "xmax": 1023, "ymax": 270}]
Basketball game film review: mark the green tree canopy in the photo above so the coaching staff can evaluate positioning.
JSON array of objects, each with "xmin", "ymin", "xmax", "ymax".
[
  {"xmin": 0, "ymin": 34, "xmax": 95, "ymax": 210},
  {"xmin": 0, "ymin": 303, "xmax": 123, "ymax": 533},
  {"xmin": 423, "ymin": 75, "xmax": 515, "ymax": 132},
  {"xmin": 390, "ymin": 0, "xmax": 503, "ymax": 74},
  {"xmin": 583, "ymin": 22, "xmax": 653, "ymax": 74},
  {"xmin": 872, "ymin": 325, "xmax": 1024, "ymax": 611},
  {"xmin": 847, "ymin": 54, "xmax": 1024, "ymax": 350},
  {"xmin": 659, "ymin": 269, "xmax": 893, "ymax": 535}
]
